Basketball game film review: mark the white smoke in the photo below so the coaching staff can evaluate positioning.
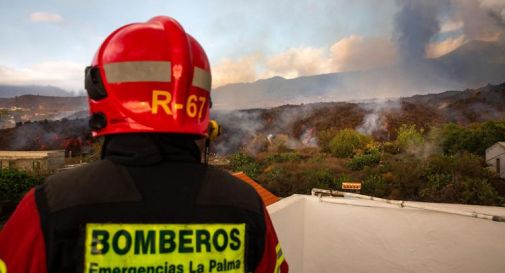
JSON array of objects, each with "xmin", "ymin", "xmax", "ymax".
[{"xmin": 356, "ymin": 100, "xmax": 401, "ymax": 136}]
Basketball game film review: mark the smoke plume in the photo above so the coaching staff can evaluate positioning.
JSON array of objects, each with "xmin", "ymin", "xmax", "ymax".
[
  {"xmin": 394, "ymin": 0, "xmax": 449, "ymax": 62},
  {"xmin": 356, "ymin": 100, "xmax": 401, "ymax": 136},
  {"xmin": 455, "ymin": 0, "xmax": 505, "ymax": 42}
]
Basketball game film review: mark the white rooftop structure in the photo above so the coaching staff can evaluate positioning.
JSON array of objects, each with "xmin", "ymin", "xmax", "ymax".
[
  {"xmin": 267, "ymin": 190, "xmax": 505, "ymax": 273},
  {"xmin": 0, "ymin": 150, "xmax": 65, "ymax": 173},
  {"xmin": 0, "ymin": 150, "xmax": 64, "ymax": 159},
  {"xmin": 486, "ymin": 142, "xmax": 505, "ymax": 178}
]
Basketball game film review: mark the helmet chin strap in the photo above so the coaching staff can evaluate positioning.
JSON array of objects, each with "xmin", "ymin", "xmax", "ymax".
[
  {"xmin": 204, "ymin": 120, "xmax": 221, "ymax": 165},
  {"xmin": 204, "ymin": 138, "xmax": 210, "ymax": 165}
]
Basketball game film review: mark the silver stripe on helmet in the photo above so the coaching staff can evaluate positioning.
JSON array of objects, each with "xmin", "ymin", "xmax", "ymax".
[
  {"xmin": 192, "ymin": 67, "xmax": 211, "ymax": 92},
  {"xmin": 104, "ymin": 61, "xmax": 172, "ymax": 83}
]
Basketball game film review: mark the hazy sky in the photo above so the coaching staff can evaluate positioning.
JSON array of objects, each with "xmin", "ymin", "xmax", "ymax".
[{"xmin": 0, "ymin": 0, "xmax": 503, "ymax": 91}]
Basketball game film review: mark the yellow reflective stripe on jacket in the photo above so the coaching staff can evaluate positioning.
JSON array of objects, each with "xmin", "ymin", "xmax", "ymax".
[
  {"xmin": 84, "ymin": 223, "xmax": 245, "ymax": 273},
  {"xmin": 274, "ymin": 243, "xmax": 285, "ymax": 273},
  {"xmin": 0, "ymin": 258, "xmax": 6, "ymax": 273}
]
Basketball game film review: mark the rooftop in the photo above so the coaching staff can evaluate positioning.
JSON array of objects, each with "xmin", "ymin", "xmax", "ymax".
[
  {"xmin": 268, "ymin": 190, "xmax": 505, "ymax": 273},
  {"xmin": 0, "ymin": 150, "xmax": 65, "ymax": 159},
  {"xmin": 487, "ymin": 142, "xmax": 505, "ymax": 151}
]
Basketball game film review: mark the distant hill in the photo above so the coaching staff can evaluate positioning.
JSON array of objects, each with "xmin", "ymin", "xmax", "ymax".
[
  {"xmin": 0, "ymin": 95, "xmax": 88, "ymax": 127},
  {"xmin": 212, "ymin": 40, "xmax": 505, "ymax": 110},
  {"xmin": 0, "ymin": 82, "xmax": 503, "ymax": 152},
  {"xmin": 0, "ymin": 95, "xmax": 87, "ymax": 111},
  {"xmin": 437, "ymin": 40, "xmax": 505, "ymax": 87},
  {"xmin": 213, "ymin": 82, "xmax": 505, "ymax": 153},
  {"xmin": 0, "ymin": 85, "xmax": 73, "ymax": 98}
]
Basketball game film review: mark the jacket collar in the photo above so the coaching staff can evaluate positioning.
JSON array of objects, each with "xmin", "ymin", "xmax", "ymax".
[{"xmin": 102, "ymin": 134, "xmax": 201, "ymax": 166}]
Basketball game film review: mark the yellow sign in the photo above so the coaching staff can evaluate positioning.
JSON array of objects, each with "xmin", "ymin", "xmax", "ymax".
[
  {"xmin": 85, "ymin": 223, "xmax": 245, "ymax": 273},
  {"xmin": 342, "ymin": 182, "xmax": 362, "ymax": 190}
]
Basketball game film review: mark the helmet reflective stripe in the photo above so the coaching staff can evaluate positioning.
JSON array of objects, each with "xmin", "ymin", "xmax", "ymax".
[
  {"xmin": 192, "ymin": 67, "xmax": 211, "ymax": 92},
  {"xmin": 102, "ymin": 61, "xmax": 210, "ymax": 92},
  {"xmin": 104, "ymin": 61, "xmax": 172, "ymax": 83}
]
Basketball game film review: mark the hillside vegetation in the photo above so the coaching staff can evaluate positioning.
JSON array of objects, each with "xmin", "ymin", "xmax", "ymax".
[
  {"xmin": 225, "ymin": 120, "xmax": 505, "ymax": 206},
  {"xmin": 213, "ymin": 82, "xmax": 505, "ymax": 154},
  {"xmin": 0, "ymin": 83, "xmax": 503, "ymax": 208}
]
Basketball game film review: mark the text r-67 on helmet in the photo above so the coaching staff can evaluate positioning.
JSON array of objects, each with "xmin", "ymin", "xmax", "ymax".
[{"xmin": 85, "ymin": 16, "xmax": 212, "ymax": 137}]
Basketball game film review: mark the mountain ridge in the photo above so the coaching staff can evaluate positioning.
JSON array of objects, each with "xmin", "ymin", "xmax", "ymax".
[
  {"xmin": 212, "ymin": 40, "xmax": 505, "ymax": 110},
  {"xmin": 0, "ymin": 84, "xmax": 74, "ymax": 98},
  {"xmin": 0, "ymin": 82, "xmax": 503, "ymax": 152}
]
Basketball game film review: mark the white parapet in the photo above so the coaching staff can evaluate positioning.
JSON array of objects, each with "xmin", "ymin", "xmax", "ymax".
[{"xmin": 267, "ymin": 193, "xmax": 505, "ymax": 273}]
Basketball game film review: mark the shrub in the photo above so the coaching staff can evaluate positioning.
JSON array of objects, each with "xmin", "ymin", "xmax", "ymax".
[
  {"xmin": 419, "ymin": 173, "xmax": 454, "ymax": 202},
  {"xmin": 458, "ymin": 177, "xmax": 502, "ymax": 205},
  {"xmin": 0, "ymin": 168, "xmax": 44, "ymax": 202},
  {"xmin": 362, "ymin": 174, "xmax": 390, "ymax": 197},
  {"xmin": 302, "ymin": 168, "xmax": 337, "ymax": 189},
  {"xmin": 259, "ymin": 165, "xmax": 316, "ymax": 196},
  {"xmin": 258, "ymin": 161, "xmax": 341, "ymax": 196},
  {"xmin": 316, "ymin": 128, "xmax": 340, "ymax": 153},
  {"xmin": 420, "ymin": 154, "xmax": 503, "ymax": 205},
  {"xmin": 364, "ymin": 143, "xmax": 381, "ymax": 155},
  {"xmin": 347, "ymin": 153, "xmax": 381, "ymax": 171},
  {"xmin": 334, "ymin": 174, "xmax": 354, "ymax": 191},
  {"xmin": 386, "ymin": 154, "xmax": 424, "ymax": 200},
  {"xmin": 263, "ymin": 152, "xmax": 303, "ymax": 164},
  {"xmin": 228, "ymin": 152, "xmax": 262, "ymax": 180},
  {"xmin": 396, "ymin": 124, "xmax": 424, "ymax": 151},
  {"xmin": 260, "ymin": 166, "xmax": 289, "ymax": 195},
  {"xmin": 328, "ymin": 129, "xmax": 371, "ymax": 158},
  {"xmin": 425, "ymin": 153, "xmax": 486, "ymax": 178},
  {"xmin": 307, "ymin": 152, "xmax": 327, "ymax": 164},
  {"xmin": 440, "ymin": 121, "xmax": 505, "ymax": 156}
]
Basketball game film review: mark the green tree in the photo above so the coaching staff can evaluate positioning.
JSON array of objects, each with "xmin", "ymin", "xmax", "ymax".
[
  {"xmin": 419, "ymin": 153, "xmax": 502, "ymax": 205},
  {"xmin": 362, "ymin": 174, "xmax": 390, "ymax": 197},
  {"xmin": 302, "ymin": 168, "xmax": 337, "ymax": 189},
  {"xmin": 328, "ymin": 129, "xmax": 371, "ymax": 158},
  {"xmin": 228, "ymin": 152, "xmax": 262, "ymax": 180},
  {"xmin": 440, "ymin": 121, "xmax": 505, "ymax": 155},
  {"xmin": 316, "ymin": 128, "xmax": 340, "ymax": 153},
  {"xmin": 396, "ymin": 124, "xmax": 424, "ymax": 150},
  {"xmin": 0, "ymin": 168, "xmax": 43, "ymax": 202},
  {"xmin": 347, "ymin": 153, "xmax": 381, "ymax": 171}
]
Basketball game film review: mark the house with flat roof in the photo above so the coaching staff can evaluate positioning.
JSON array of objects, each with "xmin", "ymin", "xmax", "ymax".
[
  {"xmin": 486, "ymin": 142, "xmax": 505, "ymax": 178},
  {"xmin": 0, "ymin": 150, "xmax": 65, "ymax": 174}
]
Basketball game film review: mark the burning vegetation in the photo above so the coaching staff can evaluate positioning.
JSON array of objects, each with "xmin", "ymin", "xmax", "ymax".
[
  {"xmin": 0, "ymin": 118, "xmax": 93, "ymax": 157},
  {"xmin": 225, "ymin": 120, "xmax": 505, "ymax": 206},
  {"xmin": 217, "ymin": 83, "xmax": 505, "ymax": 206},
  {"xmin": 213, "ymin": 82, "xmax": 505, "ymax": 155},
  {"xmin": 0, "ymin": 82, "xmax": 504, "ymax": 208}
]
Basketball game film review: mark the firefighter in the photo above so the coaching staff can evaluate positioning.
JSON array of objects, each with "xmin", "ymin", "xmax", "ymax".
[{"xmin": 0, "ymin": 16, "xmax": 288, "ymax": 273}]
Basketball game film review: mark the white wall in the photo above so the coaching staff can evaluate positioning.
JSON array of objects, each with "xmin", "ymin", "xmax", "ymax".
[
  {"xmin": 486, "ymin": 143, "xmax": 505, "ymax": 178},
  {"xmin": 269, "ymin": 195, "xmax": 505, "ymax": 273},
  {"xmin": 268, "ymin": 195, "xmax": 305, "ymax": 273}
]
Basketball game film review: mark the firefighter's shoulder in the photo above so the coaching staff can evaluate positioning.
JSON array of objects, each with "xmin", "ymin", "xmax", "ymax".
[{"xmin": 39, "ymin": 159, "xmax": 141, "ymax": 213}]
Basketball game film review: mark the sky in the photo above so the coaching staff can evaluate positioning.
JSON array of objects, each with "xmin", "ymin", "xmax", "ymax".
[{"xmin": 0, "ymin": 0, "xmax": 504, "ymax": 92}]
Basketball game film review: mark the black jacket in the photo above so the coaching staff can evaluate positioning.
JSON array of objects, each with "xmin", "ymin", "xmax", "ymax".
[{"xmin": 33, "ymin": 134, "xmax": 269, "ymax": 272}]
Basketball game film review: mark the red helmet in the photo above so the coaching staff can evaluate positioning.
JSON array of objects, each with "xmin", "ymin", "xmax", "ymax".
[{"xmin": 85, "ymin": 16, "xmax": 212, "ymax": 137}]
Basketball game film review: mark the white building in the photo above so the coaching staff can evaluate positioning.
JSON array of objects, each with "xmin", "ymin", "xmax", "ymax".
[
  {"xmin": 0, "ymin": 150, "xmax": 65, "ymax": 174},
  {"xmin": 486, "ymin": 142, "xmax": 505, "ymax": 179},
  {"xmin": 268, "ymin": 191, "xmax": 505, "ymax": 273}
]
